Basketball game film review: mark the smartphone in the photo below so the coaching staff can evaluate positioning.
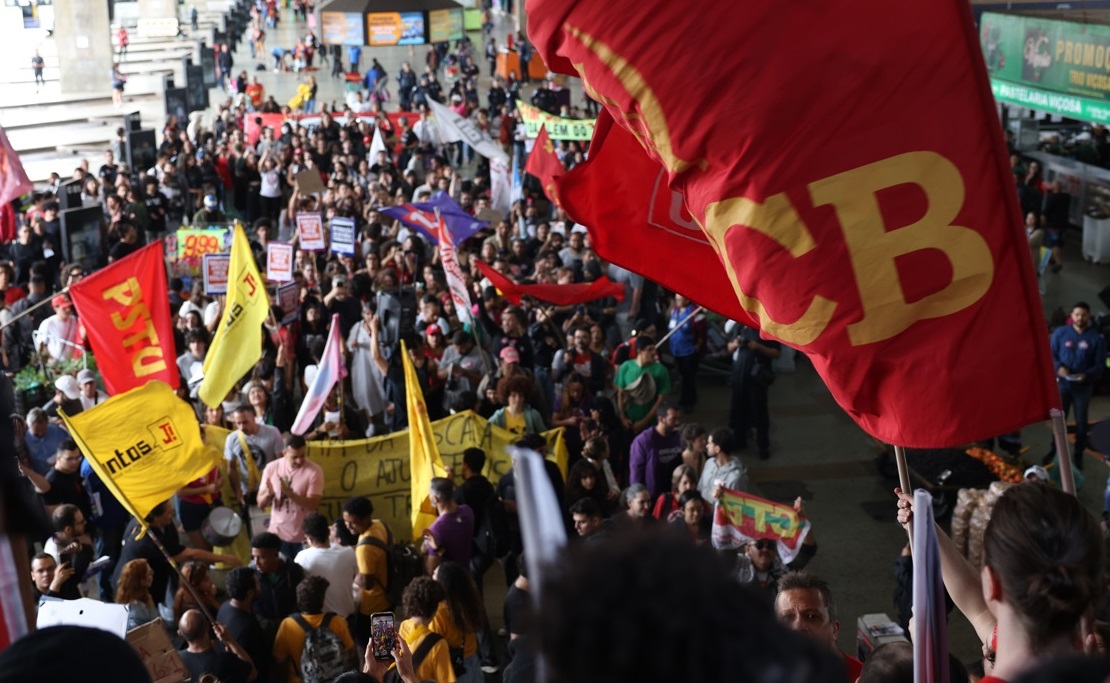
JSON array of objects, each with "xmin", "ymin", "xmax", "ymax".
[{"xmin": 370, "ymin": 612, "xmax": 396, "ymax": 661}]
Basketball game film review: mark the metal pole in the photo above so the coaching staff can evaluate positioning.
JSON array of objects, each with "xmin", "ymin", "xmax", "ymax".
[
  {"xmin": 654, "ymin": 306, "xmax": 704, "ymax": 350},
  {"xmin": 0, "ymin": 288, "xmax": 69, "ymax": 332},
  {"xmin": 1050, "ymin": 408, "xmax": 1077, "ymax": 496}
]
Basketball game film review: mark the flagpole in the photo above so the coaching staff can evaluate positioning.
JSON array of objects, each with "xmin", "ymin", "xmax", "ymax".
[
  {"xmin": 654, "ymin": 306, "xmax": 705, "ymax": 350},
  {"xmin": 1049, "ymin": 408, "xmax": 1077, "ymax": 495},
  {"xmin": 894, "ymin": 445, "xmax": 914, "ymax": 540},
  {"xmin": 0, "ymin": 287, "xmax": 69, "ymax": 331},
  {"xmin": 438, "ymin": 204, "xmax": 495, "ymax": 378},
  {"xmin": 143, "ymin": 521, "xmax": 219, "ymax": 628}
]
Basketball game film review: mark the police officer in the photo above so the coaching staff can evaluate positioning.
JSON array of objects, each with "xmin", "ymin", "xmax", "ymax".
[{"xmin": 1049, "ymin": 301, "xmax": 1106, "ymax": 469}]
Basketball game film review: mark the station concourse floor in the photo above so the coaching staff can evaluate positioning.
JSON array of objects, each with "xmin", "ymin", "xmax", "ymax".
[{"xmin": 10, "ymin": 5, "xmax": 1110, "ymax": 668}]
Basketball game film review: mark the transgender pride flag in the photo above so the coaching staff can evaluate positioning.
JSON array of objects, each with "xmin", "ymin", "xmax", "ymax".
[{"xmin": 291, "ymin": 314, "xmax": 346, "ymax": 435}]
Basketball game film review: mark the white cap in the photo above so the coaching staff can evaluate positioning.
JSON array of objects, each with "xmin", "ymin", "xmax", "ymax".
[{"xmin": 55, "ymin": 375, "xmax": 81, "ymax": 401}]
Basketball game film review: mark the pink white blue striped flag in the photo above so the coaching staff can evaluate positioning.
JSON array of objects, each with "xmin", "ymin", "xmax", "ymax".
[{"xmin": 291, "ymin": 313, "xmax": 346, "ymax": 435}]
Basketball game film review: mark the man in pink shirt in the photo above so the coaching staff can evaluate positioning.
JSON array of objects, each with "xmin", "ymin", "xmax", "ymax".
[{"xmin": 258, "ymin": 433, "xmax": 325, "ymax": 561}]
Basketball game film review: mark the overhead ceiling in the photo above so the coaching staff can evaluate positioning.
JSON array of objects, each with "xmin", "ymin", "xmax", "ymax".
[{"xmin": 971, "ymin": 0, "xmax": 1110, "ymax": 26}]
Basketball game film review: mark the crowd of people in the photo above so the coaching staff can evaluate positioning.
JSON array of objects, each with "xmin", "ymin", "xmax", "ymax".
[{"xmin": 2, "ymin": 2, "xmax": 1110, "ymax": 683}]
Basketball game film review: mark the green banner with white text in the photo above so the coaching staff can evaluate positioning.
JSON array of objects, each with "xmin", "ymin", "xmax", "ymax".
[{"xmin": 982, "ymin": 12, "xmax": 1110, "ymax": 112}]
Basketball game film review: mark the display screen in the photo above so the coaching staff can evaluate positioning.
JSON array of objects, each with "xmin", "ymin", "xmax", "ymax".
[
  {"xmin": 428, "ymin": 9, "xmax": 464, "ymax": 43},
  {"xmin": 322, "ymin": 11, "xmax": 365, "ymax": 46},
  {"xmin": 367, "ymin": 11, "xmax": 425, "ymax": 46}
]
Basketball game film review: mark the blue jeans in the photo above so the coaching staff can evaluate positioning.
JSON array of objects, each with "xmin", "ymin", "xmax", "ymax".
[
  {"xmin": 280, "ymin": 540, "xmax": 304, "ymax": 562},
  {"xmin": 1059, "ymin": 379, "xmax": 1093, "ymax": 467}
]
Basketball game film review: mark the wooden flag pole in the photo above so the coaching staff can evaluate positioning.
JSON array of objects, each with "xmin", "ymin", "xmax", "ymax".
[
  {"xmin": 894, "ymin": 445, "xmax": 914, "ymax": 541},
  {"xmin": 144, "ymin": 522, "xmax": 219, "ymax": 628},
  {"xmin": 1050, "ymin": 408, "xmax": 1077, "ymax": 496}
]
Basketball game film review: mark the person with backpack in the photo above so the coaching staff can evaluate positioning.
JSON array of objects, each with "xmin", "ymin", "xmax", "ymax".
[
  {"xmin": 274, "ymin": 576, "xmax": 356, "ymax": 683},
  {"xmin": 342, "ymin": 496, "xmax": 391, "ymax": 647},
  {"xmin": 398, "ymin": 578, "xmax": 457, "ymax": 683}
]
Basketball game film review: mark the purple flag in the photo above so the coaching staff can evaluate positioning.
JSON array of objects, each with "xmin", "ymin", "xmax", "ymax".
[{"xmin": 378, "ymin": 194, "xmax": 489, "ymax": 245}]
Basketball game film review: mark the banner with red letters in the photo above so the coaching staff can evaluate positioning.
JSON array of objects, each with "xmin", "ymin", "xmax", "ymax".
[{"xmin": 69, "ymin": 241, "xmax": 179, "ymax": 394}]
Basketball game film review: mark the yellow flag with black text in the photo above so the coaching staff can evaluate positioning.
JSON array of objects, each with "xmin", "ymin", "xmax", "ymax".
[
  {"xmin": 403, "ymin": 340, "xmax": 447, "ymax": 541},
  {"xmin": 198, "ymin": 223, "xmax": 270, "ymax": 407},
  {"xmin": 60, "ymin": 381, "xmax": 219, "ymax": 522}
]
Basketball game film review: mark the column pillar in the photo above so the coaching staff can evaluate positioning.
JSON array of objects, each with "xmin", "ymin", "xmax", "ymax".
[{"xmin": 53, "ymin": 0, "xmax": 112, "ymax": 94}]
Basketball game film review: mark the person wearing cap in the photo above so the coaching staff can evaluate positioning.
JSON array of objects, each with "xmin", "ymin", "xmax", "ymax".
[
  {"xmin": 77, "ymin": 369, "xmax": 108, "ymax": 410},
  {"xmin": 36, "ymin": 294, "xmax": 80, "ymax": 362},
  {"xmin": 192, "ymin": 193, "xmax": 225, "ymax": 227},
  {"xmin": 1023, "ymin": 465, "xmax": 1050, "ymax": 483},
  {"xmin": 43, "ymin": 375, "xmax": 84, "ymax": 421}
]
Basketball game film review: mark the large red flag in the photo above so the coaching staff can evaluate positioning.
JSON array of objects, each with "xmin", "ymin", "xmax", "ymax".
[
  {"xmin": 0, "ymin": 126, "xmax": 32, "ymax": 208},
  {"xmin": 524, "ymin": 125, "xmax": 565, "ymax": 207},
  {"xmin": 530, "ymin": 0, "xmax": 1058, "ymax": 447},
  {"xmin": 69, "ymin": 241, "xmax": 180, "ymax": 394},
  {"xmin": 477, "ymin": 260, "xmax": 625, "ymax": 306}
]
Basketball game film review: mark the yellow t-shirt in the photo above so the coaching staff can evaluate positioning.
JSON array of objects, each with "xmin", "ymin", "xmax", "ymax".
[
  {"xmin": 273, "ymin": 612, "xmax": 356, "ymax": 683},
  {"xmin": 356, "ymin": 521, "xmax": 390, "ymax": 614},
  {"xmin": 503, "ymin": 411, "xmax": 526, "ymax": 436},
  {"xmin": 398, "ymin": 619, "xmax": 457, "ymax": 683},
  {"xmin": 429, "ymin": 601, "xmax": 478, "ymax": 658}
]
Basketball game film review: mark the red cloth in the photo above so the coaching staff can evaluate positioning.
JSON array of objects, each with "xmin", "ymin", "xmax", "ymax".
[
  {"xmin": 843, "ymin": 652, "xmax": 863, "ymax": 681},
  {"xmin": 68, "ymin": 242, "xmax": 179, "ymax": 394},
  {"xmin": 524, "ymin": 125, "xmax": 564, "ymax": 207},
  {"xmin": 530, "ymin": 0, "xmax": 1059, "ymax": 447},
  {"xmin": 0, "ymin": 127, "xmax": 32, "ymax": 209},
  {"xmin": 476, "ymin": 259, "xmax": 624, "ymax": 306}
]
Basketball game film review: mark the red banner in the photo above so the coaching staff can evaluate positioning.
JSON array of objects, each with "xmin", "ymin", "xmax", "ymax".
[
  {"xmin": 69, "ymin": 241, "xmax": 179, "ymax": 394},
  {"xmin": 530, "ymin": 0, "xmax": 1058, "ymax": 447},
  {"xmin": 477, "ymin": 259, "xmax": 624, "ymax": 306},
  {"xmin": 524, "ymin": 125, "xmax": 565, "ymax": 207},
  {"xmin": 0, "ymin": 126, "xmax": 32, "ymax": 207}
]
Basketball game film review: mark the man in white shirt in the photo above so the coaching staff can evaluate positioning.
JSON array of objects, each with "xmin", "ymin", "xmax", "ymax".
[
  {"xmin": 37, "ymin": 295, "xmax": 81, "ymax": 362},
  {"xmin": 294, "ymin": 512, "xmax": 358, "ymax": 619},
  {"xmin": 224, "ymin": 404, "xmax": 284, "ymax": 506},
  {"xmin": 76, "ymin": 369, "xmax": 108, "ymax": 410}
]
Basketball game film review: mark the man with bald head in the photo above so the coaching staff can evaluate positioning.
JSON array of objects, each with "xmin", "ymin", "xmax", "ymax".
[{"xmin": 177, "ymin": 609, "xmax": 258, "ymax": 683}]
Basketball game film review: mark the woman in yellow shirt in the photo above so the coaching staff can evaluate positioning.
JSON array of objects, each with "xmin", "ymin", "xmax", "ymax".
[
  {"xmin": 429, "ymin": 562, "xmax": 487, "ymax": 683},
  {"xmin": 489, "ymin": 375, "xmax": 546, "ymax": 436},
  {"xmin": 397, "ymin": 578, "xmax": 457, "ymax": 683}
]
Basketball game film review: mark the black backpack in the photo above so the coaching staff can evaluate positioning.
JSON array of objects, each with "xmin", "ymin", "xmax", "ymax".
[
  {"xmin": 357, "ymin": 521, "xmax": 424, "ymax": 608},
  {"xmin": 475, "ymin": 495, "xmax": 511, "ymax": 559}
]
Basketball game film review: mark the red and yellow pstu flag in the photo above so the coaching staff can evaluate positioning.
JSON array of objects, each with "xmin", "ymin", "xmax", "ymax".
[
  {"xmin": 529, "ymin": 0, "xmax": 1059, "ymax": 447},
  {"xmin": 68, "ymin": 241, "xmax": 178, "ymax": 395}
]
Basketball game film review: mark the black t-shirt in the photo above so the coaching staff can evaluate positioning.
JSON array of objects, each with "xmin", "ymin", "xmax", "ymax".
[
  {"xmin": 216, "ymin": 602, "xmax": 270, "ymax": 682},
  {"xmin": 144, "ymin": 194, "xmax": 167, "ymax": 231},
  {"xmin": 178, "ymin": 648, "xmax": 252, "ymax": 683},
  {"xmin": 43, "ymin": 469, "xmax": 91, "ymax": 521},
  {"xmin": 327, "ymin": 295, "xmax": 362, "ymax": 338},
  {"xmin": 503, "ymin": 584, "xmax": 531, "ymax": 638},
  {"xmin": 254, "ymin": 561, "xmax": 305, "ymax": 621},
  {"xmin": 455, "ymin": 475, "xmax": 495, "ymax": 533},
  {"xmin": 114, "ymin": 519, "xmax": 185, "ymax": 604},
  {"xmin": 109, "ymin": 240, "xmax": 141, "ymax": 262}
]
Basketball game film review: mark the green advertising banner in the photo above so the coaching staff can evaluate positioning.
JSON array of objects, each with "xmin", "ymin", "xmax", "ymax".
[
  {"xmin": 990, "ymin": 79, "xmax": 1110, "ymax": 124},
  {"xmin": 982, "ymin": 12, "xmax": 1110, "ymax": 107}
]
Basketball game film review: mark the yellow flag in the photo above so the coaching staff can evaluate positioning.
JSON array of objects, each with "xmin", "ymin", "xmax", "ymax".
[
  {"xmin": 60, "ymin": 381, "xmax": 219, "ymax": 523},
  {"xmin": 403, "ymin": 340, "xmax": 446, "ymax": 540},
  {"xmin": 198, "ymin": 223, "xmax": 270, "ymax": 407}
]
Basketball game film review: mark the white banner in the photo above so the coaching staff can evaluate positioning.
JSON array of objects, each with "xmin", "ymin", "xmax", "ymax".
[
  {"xmin": 427, "ymin": 98, "xmax": 508, "ymax": 163},
  {"xmin": 490, "ymin": 155, "xmax": 511, "ymax": 213}
]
